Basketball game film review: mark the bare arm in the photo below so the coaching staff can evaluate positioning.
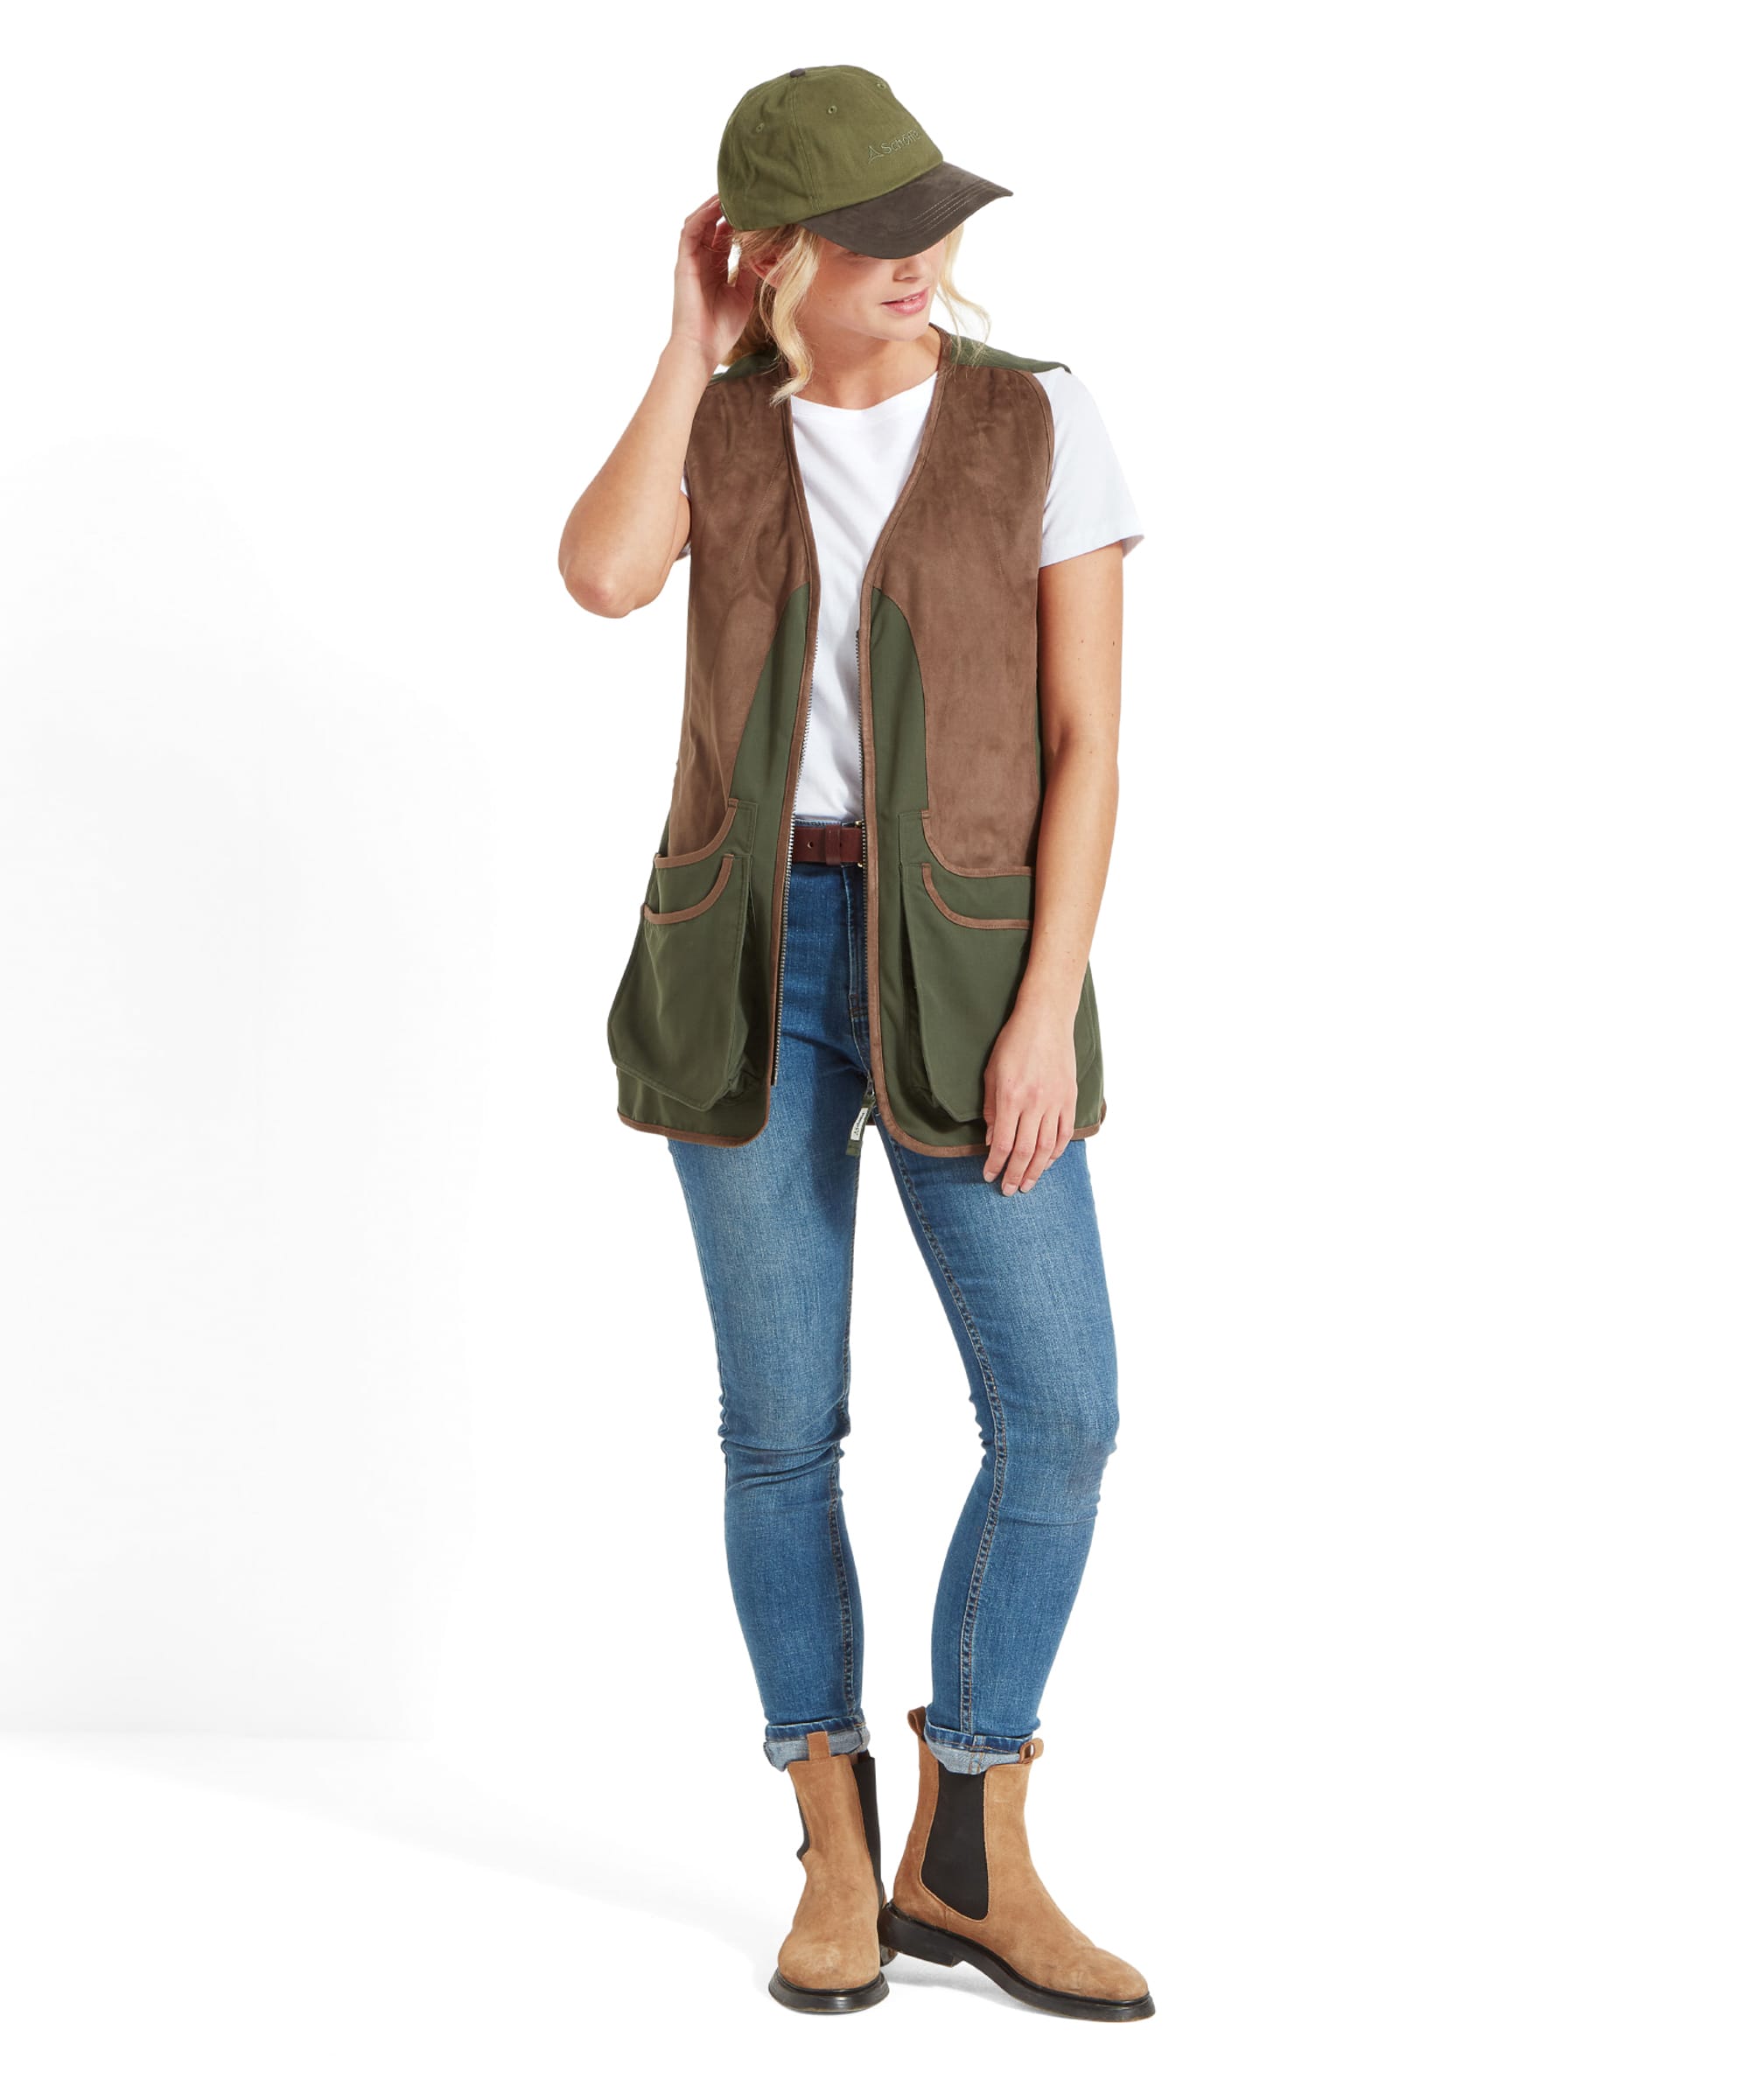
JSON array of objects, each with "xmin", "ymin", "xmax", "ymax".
[
  {"xmin": 981, "ymin": 542, "xmax": 1124, "ymax": 1193},
  {"xmin": 556, "ymin": 192, "xmax": 754, "ymax": 619}
]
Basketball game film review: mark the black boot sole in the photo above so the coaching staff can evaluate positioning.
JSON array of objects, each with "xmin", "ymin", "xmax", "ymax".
[
  {"xmin": 878, "ymin": 1902, "xmax": 1155, "ymax": 2022},
  {"xmin": 767, "ymin": 1940, "xmax": 895, "ymax": 2013}
]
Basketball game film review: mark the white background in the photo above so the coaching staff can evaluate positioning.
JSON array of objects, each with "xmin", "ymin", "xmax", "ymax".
[{"xmin": 2, "ymin": 3, "xmax": 1738, "ymax": 2092}]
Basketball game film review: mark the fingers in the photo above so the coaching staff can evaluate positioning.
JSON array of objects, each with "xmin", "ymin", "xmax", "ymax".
[
  {"xmin": 983, "ymin": 1093, "xmax": 1066, "ymax": 1194},
  {"xmin": 681, "ymin": 202, "xmax": 738, "ymax": 280},
  {"xmin": 679, "ymin": 194, "xmax": 725, "ymax": 256},
  {"xmin": 999, "ymin": 1108, "xmax": 1046, "ymax": 1195},
  {"xmin": 1016, "ymin": 1111, "xmax": 1065, "ymax": 1194},
  {"xmin": 983, "ymin": 1091, "xmax": 1015, "ymax": 1184},
  {"xmin": 982, "ymin": 1068, "xmax": 1077, "ymax": 1194},
  {"xmin": 689, "ymin": 194, "xmax": 735, "ymax": 247}
]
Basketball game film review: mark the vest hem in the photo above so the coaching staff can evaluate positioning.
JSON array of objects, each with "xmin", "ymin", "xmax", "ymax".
[
  {"xmin": 619, "ymin": 1097, "xmax": 1106, "ymax": 1154},
  {"xmin": 872, "ymin": 1096, "xmax": 1108, "ymax": 1158},
  {"xmin": 618, "ymin": 1107, "xmax": 770, "ymax": 1147}
]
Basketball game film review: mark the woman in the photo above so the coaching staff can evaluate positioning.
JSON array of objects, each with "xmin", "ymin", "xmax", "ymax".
[{"xmin": 559, "ymin": 64, "xmax": 1151, "ymax": 2023}]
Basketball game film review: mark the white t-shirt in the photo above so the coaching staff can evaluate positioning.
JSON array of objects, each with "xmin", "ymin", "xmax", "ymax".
[{"xmin": 679, "ymin": 364, "xmax": 1143, "ymax": 820}]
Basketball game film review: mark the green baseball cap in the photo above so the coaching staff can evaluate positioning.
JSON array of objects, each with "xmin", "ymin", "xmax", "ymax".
[{"xmin": 718, "ymin": 64, "xmax": 1012, "ymax": 258}]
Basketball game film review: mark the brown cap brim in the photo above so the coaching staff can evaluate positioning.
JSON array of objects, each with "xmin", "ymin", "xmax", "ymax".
[{"xmin": 797, "ymin": 160, "xmax": 1012, "ymax": 259}]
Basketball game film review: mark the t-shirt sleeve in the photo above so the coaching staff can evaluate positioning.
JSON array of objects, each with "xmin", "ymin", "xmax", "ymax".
[
  {"xmin": 676, "ymin": 466, "xmax": 690, "ymax": 561},
  {"xmin": 1034, "ymin": 368, "xmax": 1144, "ymax": 567}
]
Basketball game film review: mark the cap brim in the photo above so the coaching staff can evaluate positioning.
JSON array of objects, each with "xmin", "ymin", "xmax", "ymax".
[{"xmin": 797, "ymin": 160, "xmax": 1012, "ymax": 258}]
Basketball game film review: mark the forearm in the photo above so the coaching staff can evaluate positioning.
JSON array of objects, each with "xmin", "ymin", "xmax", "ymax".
[
  {"xmin": 557, "ymin": 335, "xmax": 712, "ymax": 614},
  {"xmin": 1014, "ymin": 735, "xmax": 1117, "ymax": 1027}
]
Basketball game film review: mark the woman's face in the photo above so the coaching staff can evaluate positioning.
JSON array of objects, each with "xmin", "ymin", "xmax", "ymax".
[{"xmin": 774, "ymin": 234, "xmax": 947, "ymax": 346}]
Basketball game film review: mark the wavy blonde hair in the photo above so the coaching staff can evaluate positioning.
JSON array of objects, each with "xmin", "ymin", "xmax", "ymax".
[{"xmin": 721, "ymin": 222, "xmax": 990, "ymax": 404}]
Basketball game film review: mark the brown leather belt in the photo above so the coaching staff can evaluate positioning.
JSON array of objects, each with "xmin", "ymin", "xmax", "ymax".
[{"xmin": 791, "ymin": 819, "xmax": 864, "ymax": 864}]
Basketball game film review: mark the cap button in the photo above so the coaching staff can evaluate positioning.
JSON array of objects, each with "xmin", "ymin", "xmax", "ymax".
[{"xmin": 789, "ymin": 66, "xmax": 806, "ymax": 76}]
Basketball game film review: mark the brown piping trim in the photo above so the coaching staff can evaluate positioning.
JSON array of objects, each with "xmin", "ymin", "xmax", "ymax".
[
  {"xmin": 654, "ymin": 796, "xmax": 738, "ymax": 865},
  {"xmin": 620, "ymin": 1100, "xmax": 1106, "ymax": 1154},
  {"xmin": 872, "ymin": 1103, "xmax": 1108, "ymax": 1159},
  {"xmin": 617, "ymin": 1109, "xmax": 762, "ymax": 1146},
  {"xmin": 642, "ymin": 853, "xmax": 733, "ymax": 923},
  {"xmin": 769, "ymin": 390, "xmax": 826, "ymax": 1097},
  {"xmin": 861, "ymin": 326, "xmax": 956, "ymax": 1157},
  {"xmin": 920, "ymin": 863, "xmax": 1032, "ymax": 930},
  {"xmin": 918, "ymin": 807, "xmax": 1033, "ymax": 878}
]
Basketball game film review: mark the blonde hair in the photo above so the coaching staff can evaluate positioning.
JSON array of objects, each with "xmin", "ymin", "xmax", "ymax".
[{"xmin": 721, "ymin": 223, "xmax": 990, "ymax": 403}]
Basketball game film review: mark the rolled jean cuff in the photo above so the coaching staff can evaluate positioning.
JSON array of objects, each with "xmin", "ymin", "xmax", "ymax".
[
  {"xmin": 923, "ymin": 1718, "xmax": 1032, "ymax": 1774},
  {"xmin": 763, "ymin": 1717, "xmax": 872, "ymax": 1770}
]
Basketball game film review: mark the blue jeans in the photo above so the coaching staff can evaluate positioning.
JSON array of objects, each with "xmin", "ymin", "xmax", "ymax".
[{"xmin": 667, "ymin": 820, "xmax": 1121, "ymax": 1774}]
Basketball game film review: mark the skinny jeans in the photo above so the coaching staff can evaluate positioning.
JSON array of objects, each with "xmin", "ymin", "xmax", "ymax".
[{"xmin": 667, "ymin": 820, "xmax": 1122, "ymax": 1774}]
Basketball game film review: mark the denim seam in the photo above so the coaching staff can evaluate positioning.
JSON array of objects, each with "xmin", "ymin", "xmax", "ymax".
[
  {"xmin": 836, "ymin": 863, "xmax": 864, "ymax": 1713},
  {"xmin": 839, "ymin": 1165, "xmax": 859, "ymax": 1421},
  {"xmin": 838, "ymin": 1112, "xmax": 861, "ymax": 1420},
  {"xmin": 824, "ymin": 1447, "xmax": 856, "ymax": 1718},
  {"xmin": 886, "ymin": 1141, "xmax": 1008, "ymax": 1744}
]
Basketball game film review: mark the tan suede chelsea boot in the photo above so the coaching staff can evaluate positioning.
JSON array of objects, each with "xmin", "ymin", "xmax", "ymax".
[
  {"xmin": 767, "ymin": 1728, "xmax": 894, "ymax": 2012},
  {"xmin": 878, "ymin": 1704, "xmax": 1155, "ymax": 2020}
]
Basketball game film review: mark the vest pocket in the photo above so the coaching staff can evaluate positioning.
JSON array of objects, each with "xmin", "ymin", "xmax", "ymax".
[
  {"xmin": 902, "ymin": 860, "xmax": 1028, "ymax": 1124},
  {"xmin": 900, "ymin": 854, "xmax": 1101, "ymax": 1130},
  {"xmin": 606, "ymin": 836, "xmax": 755, "ymax": 1112}
]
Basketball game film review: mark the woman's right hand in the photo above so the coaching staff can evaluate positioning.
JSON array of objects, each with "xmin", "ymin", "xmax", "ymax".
[{"xmin": 670, "ymin": 193, "xmax": 757, "ymax": 372}]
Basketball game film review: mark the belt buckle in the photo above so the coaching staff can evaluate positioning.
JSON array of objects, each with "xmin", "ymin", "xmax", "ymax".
[{"xmin": 794, "ymin": 819, "xmax": 860, "ymax": 864}]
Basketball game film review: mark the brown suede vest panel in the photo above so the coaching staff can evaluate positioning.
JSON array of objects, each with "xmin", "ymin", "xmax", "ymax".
[
  {"xmin": 876, "ymin": 364, "xmax": 1055, "ymax": 872},
  {"xmin": 671, "ymin": 370, "xmax": 805, "ymax": 858}
]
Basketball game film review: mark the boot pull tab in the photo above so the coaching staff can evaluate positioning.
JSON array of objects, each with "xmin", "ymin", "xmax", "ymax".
[
  {"xmin": 1020, "ymin": 1737, "xmax": 1043, "ymax": 1762},
  {"xmin": 906, "ymin": 1705, "xmax": 928, "ymax": 1740},
  {"xmin": 806, "ymin": 1727, "xmax": 834, "ymax": 1760}
]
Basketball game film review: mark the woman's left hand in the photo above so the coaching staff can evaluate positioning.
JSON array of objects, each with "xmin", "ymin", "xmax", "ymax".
[{"xmin": 981, "ymin": 1006, "xmax": 1079, "ymax": 1194}]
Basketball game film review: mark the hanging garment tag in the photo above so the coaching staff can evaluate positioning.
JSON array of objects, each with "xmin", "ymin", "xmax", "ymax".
[{"xmin": 845, "ymin": 1082, "xmax": 876, "ymax": 1155}]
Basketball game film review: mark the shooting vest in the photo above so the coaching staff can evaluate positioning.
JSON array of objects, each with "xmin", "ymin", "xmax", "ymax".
[{"xmin": 606, "ymin": 326, "xmax": 1108, "ymax": 1157}]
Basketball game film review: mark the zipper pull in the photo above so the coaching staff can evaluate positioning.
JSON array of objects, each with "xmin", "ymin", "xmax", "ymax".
[{"xmin": 845, "ymin": 1080, "xmax": 876, "ymax": 1155}]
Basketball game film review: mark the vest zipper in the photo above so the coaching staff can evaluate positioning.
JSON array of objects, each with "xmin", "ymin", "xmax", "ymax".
[
  {"xmin": 769, "ymin": 675, "xmax": 816, "ymax": 1094},
  {"xmin": 844, "ymin": 617, "xmax": 877, "ymax": 1155},
  {"xmin": 845, "ymin": 1077, "xmax": 876, "ymax": 1154},
  {"xmin": 852, "ymin": 341, "xmax": 952, "ymax": 1154},
  {"xmin": 769, "ymin": 404, "xmax": 825, "ymax": 1096}
]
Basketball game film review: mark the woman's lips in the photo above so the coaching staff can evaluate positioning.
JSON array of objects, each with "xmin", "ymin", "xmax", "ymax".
[{"xmin": 883, "ymin": 288, "xmax": 928, "ymax": 312}]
